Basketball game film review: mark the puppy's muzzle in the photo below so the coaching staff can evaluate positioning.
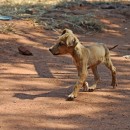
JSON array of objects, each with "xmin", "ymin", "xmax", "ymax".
[
  {"xmin": 49, "ymin": 48, "xmax": 52, "ymax": 53},
  {"xmin": 49, "ymin": 48, "xmax": 59, "ymax": 55},
  {"xmin": 49, "ymin": 48, "xmax": 55, "ymax": 55}
]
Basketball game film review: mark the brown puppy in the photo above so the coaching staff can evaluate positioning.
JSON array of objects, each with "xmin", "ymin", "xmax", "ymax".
[{"xmin": 49, "ymin": 29, "xmax": 117, "ymax": 100}]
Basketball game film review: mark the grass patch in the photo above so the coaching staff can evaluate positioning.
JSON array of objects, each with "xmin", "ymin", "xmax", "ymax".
[
  {"xmin": 0, "ymin": 0, "xmax": 116, "ymax": 33},
  {"xmin": 37, "ymin": 13, "xmax": 105, "ymax": 33},
  {"xmin": 80, "ymin": 18, "xmax": 105, "ymax": 32},
  {"xmin": 0, "ymin": 23, "xmax": 15, "ymax": 34}
]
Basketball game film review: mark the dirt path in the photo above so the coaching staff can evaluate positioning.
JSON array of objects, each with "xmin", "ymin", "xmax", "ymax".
[{"xmin": 0, "ymin": 7, "xmax": 130, "ymax": 130}]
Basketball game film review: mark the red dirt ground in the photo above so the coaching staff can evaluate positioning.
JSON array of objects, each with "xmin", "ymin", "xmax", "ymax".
[{"xmin": 0, "ymin": 7, "xmax": 130, "ymax": 130}]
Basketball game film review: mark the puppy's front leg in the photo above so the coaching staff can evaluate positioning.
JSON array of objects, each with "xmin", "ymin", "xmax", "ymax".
[{"xmin": 67, "ymin": 71, "xmax": 87, "ymax": 101}]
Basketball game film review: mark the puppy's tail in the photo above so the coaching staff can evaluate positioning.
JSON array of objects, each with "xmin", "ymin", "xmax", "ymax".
[{"xmin": 108, "ymin": 44, "xmax": 118, "ymax": 50}]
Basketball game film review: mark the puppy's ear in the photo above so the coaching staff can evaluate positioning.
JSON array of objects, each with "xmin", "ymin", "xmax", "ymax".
[
  {"xmin": 66, "ymin": 37, "xmax": 78, "ymax": 47},
  {"xmin": 61, "ymin": 29, "xmax": 67, "ymax": 35},
  {"xmin": 61, "ymin": 29, "xmax": 73, "ymax": 35}
]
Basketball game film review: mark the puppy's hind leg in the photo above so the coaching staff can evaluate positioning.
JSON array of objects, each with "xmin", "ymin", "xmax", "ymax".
[{"xmin": 104, "ymin": 54, "xmax": 117, "ymax": 88}]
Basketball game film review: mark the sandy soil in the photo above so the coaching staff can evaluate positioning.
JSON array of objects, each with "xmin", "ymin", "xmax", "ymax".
[{"xmin": 0, "ymin": 6, "xmax": 130, "ymax": 130}]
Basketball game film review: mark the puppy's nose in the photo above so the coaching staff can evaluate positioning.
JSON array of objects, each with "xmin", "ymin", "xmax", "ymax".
[{"xmin": 49, "ymin": 48, "xmax": 52, "ymax": 52}]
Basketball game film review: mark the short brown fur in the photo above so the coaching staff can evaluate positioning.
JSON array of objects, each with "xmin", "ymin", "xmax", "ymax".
[{"xmin": 49, "ymin": 29, "xmax": 117, "ymax": 100}]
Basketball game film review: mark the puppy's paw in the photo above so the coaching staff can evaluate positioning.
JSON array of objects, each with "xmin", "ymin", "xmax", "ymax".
[
  {"xmin": 67, "ymin": 94, "xmax": 75, "ymax": 101},
  {"xmin": 88, "ymin": 84, "xmax": 96, "ymax": 92},
  {"xmin": 88, "ymin": 88, "xmax": 95, "ymax": 92}
]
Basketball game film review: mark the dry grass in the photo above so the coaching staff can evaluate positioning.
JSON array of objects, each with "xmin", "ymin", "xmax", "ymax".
[
  {"xmin": 0, "ymin": 23, "xmax": 15, "ymax": 34},
  {"xmin": 0, "ymin": 0, "xmax": 129, "ymax": 33},
  {"xmin": 0, "ymin": 0, "xmax": 128, "ymax": 17},
  {"xmin": 38, "ymin": 14, "xmax": 105, "ymax": 33}
]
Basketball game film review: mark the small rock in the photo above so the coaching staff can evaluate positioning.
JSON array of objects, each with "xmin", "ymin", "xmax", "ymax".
[{"xmin": 18, "ymin": 46, "xmax": 33, "ymax": 56}]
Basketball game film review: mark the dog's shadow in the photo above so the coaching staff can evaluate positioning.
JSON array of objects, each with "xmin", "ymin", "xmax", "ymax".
[
  {"xmin": 13, "ymin": 83, "xmax": 104, "ymax": 100},
  {"xmin": 13, "ymin": 86, "xmax": 73, "ymax": 100}
]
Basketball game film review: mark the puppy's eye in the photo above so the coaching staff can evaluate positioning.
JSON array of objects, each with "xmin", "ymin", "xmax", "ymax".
[{"xmin": 59, "ymin": 41, "xmax": 65, "ymax": 46}]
